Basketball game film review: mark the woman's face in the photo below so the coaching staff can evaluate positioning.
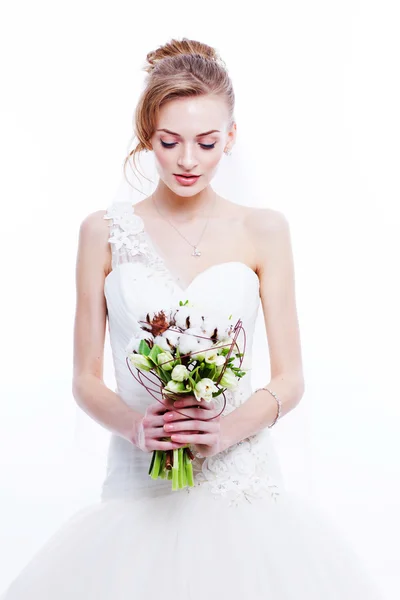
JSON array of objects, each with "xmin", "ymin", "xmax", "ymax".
[{"xmin": 150, "ymin": 95, "xmax": 236, "ymax": 196}]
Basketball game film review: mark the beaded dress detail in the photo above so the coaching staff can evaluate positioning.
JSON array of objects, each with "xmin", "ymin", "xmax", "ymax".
[{"xmin": 0, "ymin": 200, "xmax": 384, "ymax": 600}]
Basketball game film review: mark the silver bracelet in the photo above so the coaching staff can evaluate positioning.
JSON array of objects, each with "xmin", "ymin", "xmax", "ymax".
[{"xmin": 254, "ymin": 386, "xmax": 282, "ymax": 428}]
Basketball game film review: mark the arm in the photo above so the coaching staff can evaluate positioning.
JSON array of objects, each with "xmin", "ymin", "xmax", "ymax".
[
  {"xmin": 72, "ymin": 210, "xmax": 186, "ymax": 453},
  {"xmin": 219, "ymin": 208, "xmax": 305, "ymax": 450},
  {"xmin": 163, "ymin": 208, "xmax": 306, "ymax": 457},
  {"xmin": 72, "ymin": 210, "xmax": 142, "ymax": 443}
]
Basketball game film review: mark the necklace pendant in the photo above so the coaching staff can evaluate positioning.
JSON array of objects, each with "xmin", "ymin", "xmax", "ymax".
[{"xmin": 192, "ymin": 246, "xmax": 201, "ymax": 257}]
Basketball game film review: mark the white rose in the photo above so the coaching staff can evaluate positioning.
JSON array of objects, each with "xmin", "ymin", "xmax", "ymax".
[
  {"xmin": 171, "ymin": 364, "xmax": 190, "ymax": 382},
  {"xmin": 194, "ymin": 378, "xmax": 219, "ymax": 402}
]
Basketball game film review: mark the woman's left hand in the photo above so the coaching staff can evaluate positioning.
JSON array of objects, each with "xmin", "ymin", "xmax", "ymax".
[{"xmin": 162, "ymin": 395, "xmax": 226, "ymax": 458}]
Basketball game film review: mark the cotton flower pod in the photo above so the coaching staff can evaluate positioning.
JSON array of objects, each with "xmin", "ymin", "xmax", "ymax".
[
  {"xmin": 174, "ymin": 305, "xmax": 204, "ymax": 330},
  {"xmin": 125, "ymin": 331, "xmax": 154, "ymax": 354},
  {"xmin": 153, "ymin": 335, "xmax": 171, "ymax": 352}
]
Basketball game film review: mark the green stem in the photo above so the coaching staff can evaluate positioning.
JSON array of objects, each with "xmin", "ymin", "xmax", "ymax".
[
  {"xmin": 150, "ymin": 450, "xmax": 162, "ymax": 479},
  {"xmin": 172, "ymin": 449, "xmax": 180, "ymax": 491},
  {"xmin": 178, "ymin": 448, "xmax": 184, "ymax": 489},
  {"xmin": 185, "ymin": 449, "xmax": 194, "ymax": 487}
]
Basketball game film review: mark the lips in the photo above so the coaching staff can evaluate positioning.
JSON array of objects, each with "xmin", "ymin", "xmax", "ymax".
[
  {"xmin": 174, "ymin": 174, "xmax": 200, "ymax": 178},
  {"xmin": 174, "ymin": 174, "xmax": 201, "ymax": 186}
]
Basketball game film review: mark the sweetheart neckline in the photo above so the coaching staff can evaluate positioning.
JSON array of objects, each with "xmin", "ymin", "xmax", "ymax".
[
  {"xmin": 104, "ymin": 202, "xmax": 260, "ymax": 294},
  {"xmin": 104, "ymin": 259, "xmax": 260, "ymax": 294}
]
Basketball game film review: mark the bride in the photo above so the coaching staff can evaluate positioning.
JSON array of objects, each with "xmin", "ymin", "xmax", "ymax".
[{"xmin": 1, "ymin": 37, "xmax": 384, "ymax": 599}]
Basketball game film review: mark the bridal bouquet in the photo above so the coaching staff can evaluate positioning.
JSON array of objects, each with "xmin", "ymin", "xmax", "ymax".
[{"xmin": 125, "ymin": 300, "xmax": 247, "ymax": 491}]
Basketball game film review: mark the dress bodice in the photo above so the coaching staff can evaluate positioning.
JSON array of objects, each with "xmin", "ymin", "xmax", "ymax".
[{"xmin": 101, "ymin": 201, "xmax": 284, "ymax": 506}]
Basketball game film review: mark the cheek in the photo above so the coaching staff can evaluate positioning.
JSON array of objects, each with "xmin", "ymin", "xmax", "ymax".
[{"xmin": 153, "ymin": 149, "xmax": 171, "ymax": 171}]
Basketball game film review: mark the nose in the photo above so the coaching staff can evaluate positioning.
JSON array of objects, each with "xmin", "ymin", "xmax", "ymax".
[{"xmin": 177, "ymin": 144, "xmax": 199, "ymax": 171}]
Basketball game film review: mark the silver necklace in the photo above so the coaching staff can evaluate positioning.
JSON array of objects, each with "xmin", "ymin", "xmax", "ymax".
[{"xmin": 151, "ymin": 190, "xmax": 217, "ymax": 258}]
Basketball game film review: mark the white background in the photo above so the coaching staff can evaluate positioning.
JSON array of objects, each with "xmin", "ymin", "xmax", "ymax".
[{"xmin": 0, "ymin": 0, "xmax": 399, "ymax": 597}]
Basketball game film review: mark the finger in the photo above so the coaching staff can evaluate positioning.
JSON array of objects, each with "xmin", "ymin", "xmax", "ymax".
[
  {"xmin": 150, "ymin": 440, "xmax": 187, "ymax": 451},
  {"xmin": 148, "ymin": 426, "xmax": 175, "ymax": 439},
  {"xmin": 164, "ymin": 420, "xmax": 219, "ymax": 434},
  {"xmin": 170, "ymin": 432, "xmax": 216, "ymax": 446},
  {"xmin": 147, "ymin": 398, "xmax": 175, "ymax": 415},
  {"xmin": 142, "ymin": 415, "xmax": 165, "ymax": 429},
  {"xmin": 173, "ymin": 396, "xmax": 216, "ymax": 410},
  {"xmin": 163, "ymin": 408, "xmax": 220, "ymax": 422}
]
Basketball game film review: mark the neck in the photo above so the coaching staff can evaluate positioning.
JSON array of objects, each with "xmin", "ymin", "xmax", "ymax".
[{"xmin": 151, "ymin": 181, "xmax": 217, "ymax": 221}]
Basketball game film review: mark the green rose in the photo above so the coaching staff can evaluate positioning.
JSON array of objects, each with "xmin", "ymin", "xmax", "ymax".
[
  {"xmin": 171, "ymin": 364, "xmax": 190, "ymax": 382},
  {"xmin": 164, "ymin": 380, "xmax": 186, "ymax": 394},
  {"xmin": 157, "ymin": 351, "xmax": 174, "ymax": 371},
  {"xmin": 128, "ymin": 353, "xmax": 153, "ymax": 372},
  {"xmin": 219, "ymin": 367, "xmax": 238, "ymax": 390}
]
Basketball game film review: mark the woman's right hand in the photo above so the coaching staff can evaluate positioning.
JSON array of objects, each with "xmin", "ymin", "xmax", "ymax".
[{"xmin": 130, "ymin": 398, "xmax": 187, "ymax": 453}]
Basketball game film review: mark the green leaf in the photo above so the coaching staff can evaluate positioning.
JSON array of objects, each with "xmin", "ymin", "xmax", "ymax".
[
  {"xmin": 187, "ymin": 374, "xmax": 196, "ymax": 390},
  {"xmin": 147, "ymin": 344, "xmax": 165, "ymax": 365},
  {"xmin": 207, "ymin": 364, "xmax": 216, "ymax": 380},
  {"xmin": 212, "ymin": 387, "xmax": 225, "ymax": 397},
  {"xmin": 138, "ymin": 339, "xmax": 151, "ymax": 356},
  {"xmin": 175, "ymin": 346, "xmax": 182, "ymax": 365}
]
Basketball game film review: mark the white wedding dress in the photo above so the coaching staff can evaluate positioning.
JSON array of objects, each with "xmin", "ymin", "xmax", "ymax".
[{"xmin": 1, "ymin": 200, "xmax": 384, "ymax": 599}]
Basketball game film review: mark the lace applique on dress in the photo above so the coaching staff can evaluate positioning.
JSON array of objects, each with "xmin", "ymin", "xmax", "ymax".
[
  {"xmin": 103, "ymin": 201, "xmax": 182, "ymax": 293},
  {"xmin": 187, "ymin": 385, "xmax": 282, "ymax": 508}
]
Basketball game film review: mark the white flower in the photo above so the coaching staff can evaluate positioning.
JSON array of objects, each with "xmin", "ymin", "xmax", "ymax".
[
  {"xmin": 219, "ymin": 367, "xmax": 238, "ymax": 390},
  {"xmin": 118, "ymin": 214, "xmax": 144, "ymax": 235},
  {"xmin": 164, "ymin": 380, "xmax": 185, "ymax": 394},
  {"xmin": 174, "ymin": 305, "xmax": 204, "ymax": 330},
  {"xmin": 108, "ymin": 232, "xmax": 148, "ymax": 256},
  {"xmin": 128, "ymin": 353, "xmax": 153, "ymax": 371},
  {"xmin": 171, "ymin": 365, "xmax": 189, "ymax": 382},
  {"xmin": 163, "ymin": 329, "xmax": 181, "ymax": 349},
  {"xmin": 204, "ymin": 349, "xmax": 226, "ymax": 366},
  {"xmin": 194, "ymin": 378, "xmax": 219, "ymax": 402},
  {"xmin": 157, "ymin": 351, "xmax": 174, "ymax": 371},
  {"xmin": 178, "ymin": 332, "xmax": 202, "ymax": 356},
  {"xmin": 153, "ymin": 335, "xmax": 171, "ymax": 352},
  {"xmin": 125, "ymin": 331, "xmax": 154, "ymax": 353}
]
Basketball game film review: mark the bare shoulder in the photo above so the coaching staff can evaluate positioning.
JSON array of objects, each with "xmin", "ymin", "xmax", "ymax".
[
  {"xmin": 79, "ymin": 209, "xmax": 109, "ymax": 238},
  {"xmin": 77, "ymin": 209, "xmax": 111, "ymax": 276},
  {"xmin": 240, "ymin": 206, "xmax": 291, "ymax": 271},
  {"xmin": 242, "ymin": 205, "xmax": 289, "ymax": 236}
]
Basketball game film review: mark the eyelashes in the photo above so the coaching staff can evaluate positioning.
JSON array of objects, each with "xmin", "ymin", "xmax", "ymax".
[{"xmin": 160, "ymin": 141, "xmax": 216, "ymax": 150}]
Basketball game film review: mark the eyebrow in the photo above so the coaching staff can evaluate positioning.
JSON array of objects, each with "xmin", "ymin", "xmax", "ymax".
[{"xmin": 156, "ymin": 128, "xmax": 220, "ymax": 137}]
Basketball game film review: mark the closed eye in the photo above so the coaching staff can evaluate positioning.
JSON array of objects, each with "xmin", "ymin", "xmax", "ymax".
[{"xmin": 160, "ymin": 141, "xmax": 216, "ymax": 150}]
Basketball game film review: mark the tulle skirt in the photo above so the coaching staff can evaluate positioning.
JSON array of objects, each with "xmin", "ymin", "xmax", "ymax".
[{"xmin": 0, "ymin": 482, "xmax": 383, "ymax": 599}]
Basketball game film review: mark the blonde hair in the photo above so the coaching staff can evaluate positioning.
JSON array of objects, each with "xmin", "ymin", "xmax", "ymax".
[{"xmin": 124, "ymin": 38, "xmax": 235, "ymax": 187}]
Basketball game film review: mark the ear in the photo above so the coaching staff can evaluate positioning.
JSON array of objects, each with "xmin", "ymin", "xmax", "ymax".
[{"xmin": 225, "ymin": 121, "xmax": 237, "ymax": 153}]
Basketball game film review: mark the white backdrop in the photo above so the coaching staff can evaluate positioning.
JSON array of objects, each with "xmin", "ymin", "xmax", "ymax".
[{"xmin": 0, "ymin": 1, "xmax": 399, "ymax": 597}]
